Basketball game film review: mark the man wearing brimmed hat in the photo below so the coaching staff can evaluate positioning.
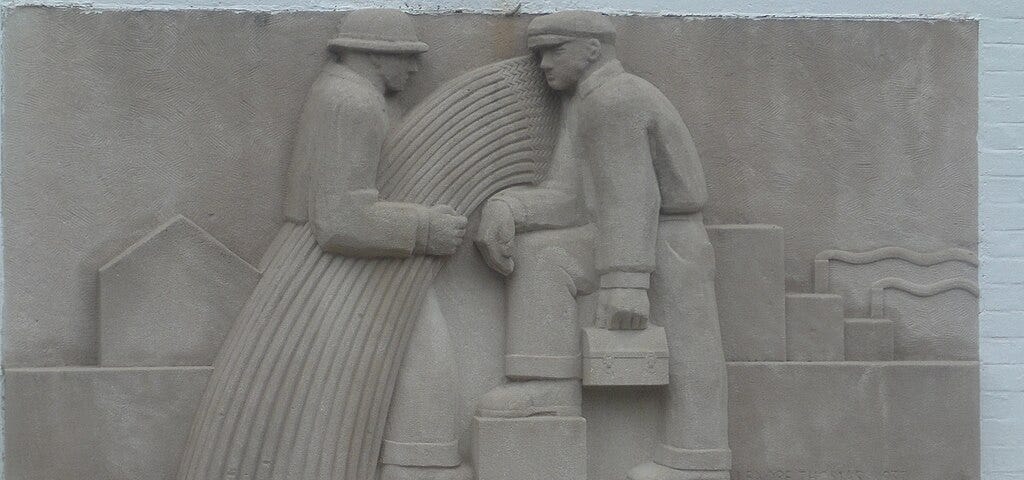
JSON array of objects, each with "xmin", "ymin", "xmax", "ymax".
[
  {"xmin": 298, "ymin": 9, "xmax": 473, "ymax": 480},
  {"xmin": 177, "ymin": 9, "xmax": 471, "ymax": 480},
  {"xmin": 475, "ymin": 11, "xmax": 732, "ymax": 480}
]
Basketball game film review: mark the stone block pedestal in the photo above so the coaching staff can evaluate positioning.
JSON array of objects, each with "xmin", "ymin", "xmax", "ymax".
[
  {"xmin": 845, "ymin": 318, "xmax": 895, "ymax": 360},
  {"xmin": 785, "ymin": 293, "xmax": 845, "ymax": 361},
  {"xmin": 472, "ymin": 416, "xmax": 587, "ymax": 480},
  {"xmin": 707, "ymin": 224, "xmax": 786, "ymax": 361}
]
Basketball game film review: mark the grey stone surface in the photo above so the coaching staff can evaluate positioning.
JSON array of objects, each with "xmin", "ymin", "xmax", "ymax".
[
  {"xmin": 99, "ymin": 215, "xmax": 259, "ymax": 367},
  {"xmin": 581, "ymin": 326, "xmax": 670, "ymax": 386},
  {"xmin": 871, "ymin": 279, "xmax": 979, "ymax": 360},
  {"xmin": 2, "ymin": 9, "xmax": 977, "ymax": 367},
  {"xmin": 813, "ymin": 247, "xmax": 977, "ymax": 317},
  {"xmin": 707, "ymin": 224, "xmax": 786, "ymax": 361},
  {"xmin": 178, "ymin": 10, "xmax": 494, "ymax": 479},
  {"xmin": 471, "ymin": 12, "xmax": 731, "ymax": 477},
  {"xmin": 727, "ymin": 362, "xmax": 979, "ymax": 480},
  {"xmin": 4, "ymin": 366, "xmax": 211, "ymax": 480},
  {"xmin": 785, "ymin": 293, "xmax": 845, "ymax": 361},
  {"xmin": 845, "ymin": 318, "xmax": 895, "ymax": 361},
  {"xmin": 0, "ymin": 8, "xmax": 980, "ymax": 480},
  {"xmin": 472, "ymin": 416, "xmax": 587, "ymax": 480},
  {"xmin": 4, "ymin": 362, "xmax": 979, "ymax": 480}
]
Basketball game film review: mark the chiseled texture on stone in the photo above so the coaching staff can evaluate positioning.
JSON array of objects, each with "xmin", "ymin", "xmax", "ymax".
[
  {"xmin": 881, "ymin": 287, "xmax": 979, "ymax": 361},
  {"xmin": 1, "ymin": 10, "xmax": 977, "ymax": 367},
  {"xmin": 581, "ymin": 326, "xmax": 670, "ymax": 386},
  {"xmin": 845, "ymin": 318, "xmax": 895, "ymax": 361},
  {"xmin": 728, "ymin": 362, "xmax": 979, "ymax": 480},
  {"xmin": 4, "ymin": 366, "xmax": 211, "ymax": 480},
  {"xmin": 472, "ymin": 416, "xmax": 587, "ymax": 480},
  {"xmin": 99, "ymin": 215, "xmax": 259, "ymax": 367},
  {"xmin": 0, "ymin": 8, "xmax": 981, "ymax": 480},
  {"xmin": 820, "ymin": 251, "xmax": 977, "ymax": 318},
  {"xmin": 785, "ymin": 293, "xmax": 844, "ymax": 361},
  {"xmin": 4, "ymin": 363, "xmax": 979, "ymax": 480},
  {"xmin": 707, "ymin": 224, "xmax": 786, "ymax": 361}
]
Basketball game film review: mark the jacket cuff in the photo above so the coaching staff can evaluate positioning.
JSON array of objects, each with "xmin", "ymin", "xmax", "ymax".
[
  {"xmin": 489, "ymin": 195, "xmax": 527, "ymax": 229},
  {"xmin": 600, "ymin": 272, "xmax": 651, "ymax": 289},
  {"xmin": 412, "ymin": 207, "xmax": 431, "ymax": 255}
]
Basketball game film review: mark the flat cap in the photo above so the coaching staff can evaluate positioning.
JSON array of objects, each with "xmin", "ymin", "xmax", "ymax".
[{"xmin": 527, "ymin": 11, "xmax": 616, "ymax": 50}]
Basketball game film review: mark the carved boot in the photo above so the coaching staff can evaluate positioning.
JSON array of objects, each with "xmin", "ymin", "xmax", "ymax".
[
  {"xmin": 476, "ymin": 379, "xmax": 582, "ymax": 418},
  {"xmin": 627, "ymin": 462, "xmax": 730, "ymax": 480}
]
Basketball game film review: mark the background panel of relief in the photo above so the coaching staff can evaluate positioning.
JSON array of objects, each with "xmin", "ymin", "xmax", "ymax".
[{"xmin": 2, "ymin": 10, "xmax": 976, "ymax": 367}]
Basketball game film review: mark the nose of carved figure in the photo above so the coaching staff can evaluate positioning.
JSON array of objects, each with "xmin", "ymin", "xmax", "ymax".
[{"xmin": 539, "ymin": 52, "xmax": 553, "ymax": 72}]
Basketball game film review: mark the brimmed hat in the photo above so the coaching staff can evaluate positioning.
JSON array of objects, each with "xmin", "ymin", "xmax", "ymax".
[
  {"xmin": 527, "ymin": 10, "xmax": 616, "ymax": 50},
  {"xmin": 328, "ymin": 9, "xmax": 429, "ymax": 54}
]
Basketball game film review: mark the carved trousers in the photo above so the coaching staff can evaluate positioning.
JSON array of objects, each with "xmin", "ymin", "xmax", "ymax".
[
  {"xmin": 505, "ymin": 225, "xmax": 597, "ymax": 380},
  {"xmin": 381, "ymin": 289, "xmax": 462, "ymax": 468},
  {"xmin": 650, "ymin": 214, "xmax": 731, "ymax": 472},
  {"xmin": 504, "ymin": 216, "xmax": 732, "ymax": 471}
]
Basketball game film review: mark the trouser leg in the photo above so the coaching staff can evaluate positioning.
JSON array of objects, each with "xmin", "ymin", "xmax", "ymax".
[
  {"xmin": 630, "ymin": 217, "xmax": 731, "ymax": 480},
  {"xmin": 505, "ymin": 228, "xmax": 595, "ymax": 380},
  {"xmin": 474, "ymin": 228, "xmax": 593, "ymax": 480},
  {"xmin": 382, "ymin": 289, "xmax": 469, "ymax": 477},
  {"xmin": 477, "ymin": 227, "xmax": 595, "ymax": 417}
]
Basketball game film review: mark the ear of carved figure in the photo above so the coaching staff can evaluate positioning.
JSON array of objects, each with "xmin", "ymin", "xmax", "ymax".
[
  {"xmin": 372, "ymin": 53, "xmax": 422, "ymax": 93},
  {"xmin": 536, "ymin": 38, "xmax": 601, "ymax": 91}
]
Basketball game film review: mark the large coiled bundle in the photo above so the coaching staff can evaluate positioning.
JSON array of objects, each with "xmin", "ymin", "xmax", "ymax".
[
  {"xmin": 178, "ymin": 56, "xmax": 558, "ymax": 480},
  {"xmin": 380, "ymin": 55, "xmax": 558, "ymax": 209}
]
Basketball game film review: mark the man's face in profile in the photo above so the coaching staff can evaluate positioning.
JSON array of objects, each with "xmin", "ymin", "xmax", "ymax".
[
  {"xmin": 536, "ymin": 38, "xmax": 599, "ymax": 91},
  {"xmin": 375, "ymin": 53, "xmax": 421, "ymax": 93}
]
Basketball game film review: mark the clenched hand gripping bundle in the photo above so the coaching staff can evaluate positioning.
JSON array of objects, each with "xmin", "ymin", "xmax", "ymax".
[{"xmin": 177, "ymin": 56, "xmax": 557, "ymax": 480}]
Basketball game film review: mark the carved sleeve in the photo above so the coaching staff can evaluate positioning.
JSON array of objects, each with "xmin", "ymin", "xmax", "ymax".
[
  {"xmin": 490, "ymin": 185, "xmax": 581, "ymax": 233},
  {"xmin": 307, "ymin": 78, "xmax": 429, "ymax": 258},
  {"xmin": 489, "ymin": 98, "xmax": 584, "ymax": 233},
  {"xmin": 585, "ymin": 88, "xmax": 661, "ymax": 279},
  {"xmin": 649, "ymin": 91, "xmax": 707, "ymax": 214}
]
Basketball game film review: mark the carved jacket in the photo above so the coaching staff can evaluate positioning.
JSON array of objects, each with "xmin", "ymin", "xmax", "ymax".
[
  {"xmin": 283, "ymin": 62, "xmax": 430, "ymax": 258},
  {"xmin": 494, "ymin": 60, "xmax": 708, "ymax": 282}
]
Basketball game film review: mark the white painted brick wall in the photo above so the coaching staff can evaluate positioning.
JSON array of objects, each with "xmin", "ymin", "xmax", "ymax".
[
  {"xmin": 0, "ymin": 1, "xmax": 1021, "ymax": 479},
  {"xmin": 980, "ymin": 14, "xmax": 1024, "ymax": 479}
]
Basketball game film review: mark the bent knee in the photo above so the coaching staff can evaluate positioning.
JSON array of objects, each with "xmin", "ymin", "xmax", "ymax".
[{"xmin": 514, "ymin": 245, "xmax": 594, "ymax": 295}]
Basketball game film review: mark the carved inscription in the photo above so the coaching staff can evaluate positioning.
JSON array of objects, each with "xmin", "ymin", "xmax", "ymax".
[{"xmin": 733, "ymin": 468, "xmax": 910, "ymax": 480}]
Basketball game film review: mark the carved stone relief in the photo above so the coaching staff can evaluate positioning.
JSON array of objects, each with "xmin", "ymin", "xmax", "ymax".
[{"xmin": 2, "ymin": 8, "xmax": 979, "ymax": 480}]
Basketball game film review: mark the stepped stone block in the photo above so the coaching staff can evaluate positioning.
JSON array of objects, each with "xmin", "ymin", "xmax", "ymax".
[
  {"xmin": 707, "ymin": 224, "xmax": 786, "ymax": 361},
  {"xmin": 786, "ymin": 293, "xmax": 844, "ymax": 361},
  {"xmin": 99, "ymin": 215, "xmax": 260, "ymax": 367},
  {"xmin": 473, "ymin": 416, "xmax": 586, "ymax": 480},
  {"xmin": 845, "ymin": 318, "xmax": 895, "ymax": 361}
]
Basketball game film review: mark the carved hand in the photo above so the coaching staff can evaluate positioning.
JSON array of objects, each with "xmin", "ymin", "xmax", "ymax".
[
  {"xmin": 474, "ymin": 200, "xmax": 516, "ymax": 275},
  {"xmin": 425, "ymin": 205, "xmax": 468, "ymax": 256},
  {"xmin": 596, "ymin": 288, "xmax": 649, "ymax": 330}
]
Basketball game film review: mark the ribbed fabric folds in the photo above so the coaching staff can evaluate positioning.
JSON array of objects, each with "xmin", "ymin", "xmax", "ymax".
[{"xmin": 177, "ymin": 56, "xmax": 557, "ymax": 480}]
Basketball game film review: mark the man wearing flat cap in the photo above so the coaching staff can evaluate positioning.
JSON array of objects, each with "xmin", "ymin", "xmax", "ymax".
[
  {"xmin": 475, "ymin": 10, "xmax": 732, "ymax": 480},
  {"xmin": 178, "ymin": 9, "xmax": 470, "ymax": 480}
]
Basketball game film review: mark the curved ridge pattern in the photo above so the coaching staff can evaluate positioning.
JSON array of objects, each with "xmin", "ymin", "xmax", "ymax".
[
  {"xmin": 178, "ymin": 55, "xmax": 558, "ymax": 480},
  {"xmin": 869, "ymin": 277, "xmax": 980, "ymax": 319},
  {"xmin": 813, "ymin": 246, "xmax": 978, "ymax": 292}
]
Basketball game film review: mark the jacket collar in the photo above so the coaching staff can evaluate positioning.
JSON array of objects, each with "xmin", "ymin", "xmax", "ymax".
[
  {"xmin": 324, "ymin": 62, "xmax": 378, "ymax": 92},
  {"xmin": 576, "ymin": 59, "xmax": 624, "ymax": 100}
]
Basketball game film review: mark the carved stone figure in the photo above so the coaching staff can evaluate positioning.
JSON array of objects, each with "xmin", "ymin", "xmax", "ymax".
[
  {"xmin": 0, "ymin": 7, "xmax": 983, "ymax": 480},
  {"xmin": 176, "ymin": 10, "xmax": 472, "ymax": 480},
  {"xmin": 473, "ymin": 11, "xmax": 731, "ymax": 480}
]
